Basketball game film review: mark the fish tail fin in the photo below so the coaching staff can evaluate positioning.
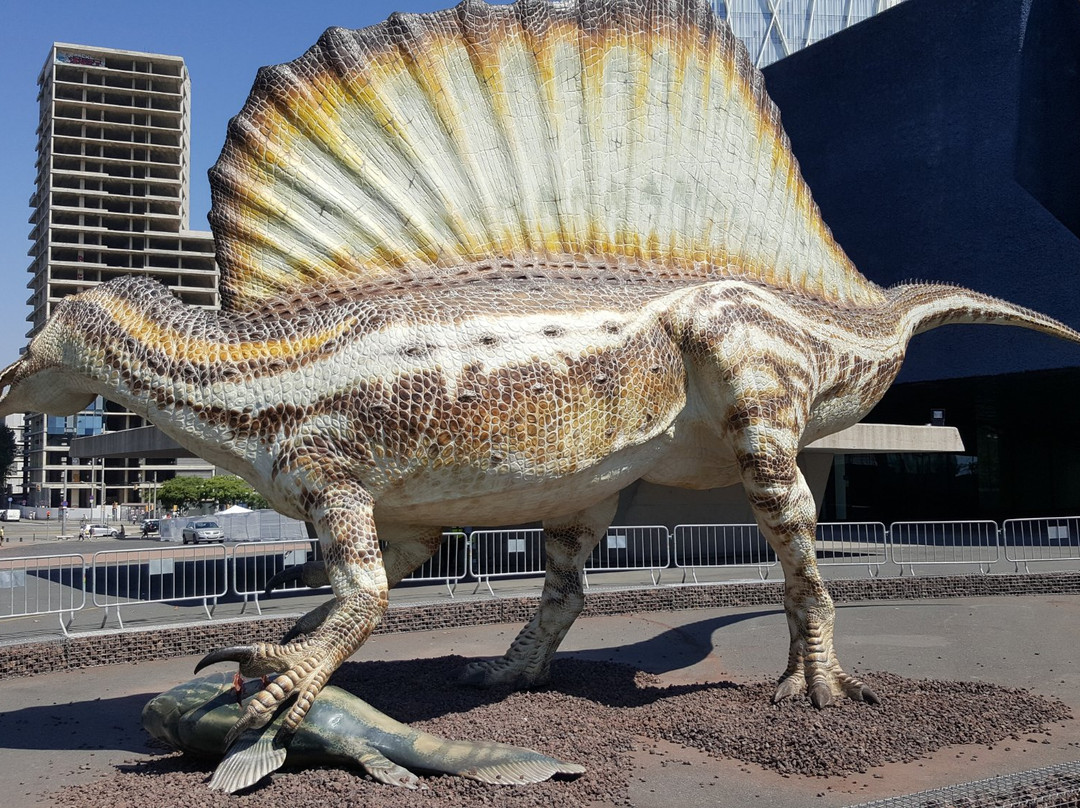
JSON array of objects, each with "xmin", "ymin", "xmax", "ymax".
[
  {"xmin": 207, "ymin": 727, "xmax": 288, "ymax": 793},
  {"xmin": 462, "ymin": 753, "xmax": 586, "ymax": 785}
]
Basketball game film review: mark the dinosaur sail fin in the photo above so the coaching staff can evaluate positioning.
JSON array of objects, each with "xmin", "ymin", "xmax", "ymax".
[{"xmin": 209, "ymin": 0, "xmax": 884, "ymax": 310}]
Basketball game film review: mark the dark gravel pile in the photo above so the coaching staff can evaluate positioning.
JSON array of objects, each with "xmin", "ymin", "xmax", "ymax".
[{"xmin": 45, "ymin": 656, "xmax": 1071, "ymax": 808}]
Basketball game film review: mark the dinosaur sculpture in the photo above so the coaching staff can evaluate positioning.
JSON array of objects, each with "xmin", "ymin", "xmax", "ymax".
[
  {"xmin": 143, "ymin": 673, "xmax": 583, "ymax": 792},
  {"xmin": 1, "ymin": 0, "xmax": 1077, "ymax": 790}
]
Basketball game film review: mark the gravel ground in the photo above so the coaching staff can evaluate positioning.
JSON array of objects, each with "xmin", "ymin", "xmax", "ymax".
[{"xmin": 44, "ymin": 656, "xmax": 1072, "ymax": 808}]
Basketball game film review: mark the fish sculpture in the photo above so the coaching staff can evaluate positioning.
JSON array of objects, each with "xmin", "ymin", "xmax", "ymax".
[{"xmin": 142, "ymin": 673, "xmax": 584, "ymax": 792}]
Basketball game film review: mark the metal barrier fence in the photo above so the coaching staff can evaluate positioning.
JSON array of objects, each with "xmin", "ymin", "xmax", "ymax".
[
  {"xmin": 231, "ymin": 539, "xmax": 324, "ymax": 614},
  {"xmin": 1002, "ymin": 516, "xmax": 1080, "ymax": 573},
  {"xmin": 583, "ymin": 525, "xmax": 670, "ymax": 587},
  {"xmin": 889, "ymin": 520, "xmax": 1001, "ymax": 575},
  {"xmin": 816, "ymin": 522, "xmax": 888, "ymax": 576},
  {"xmin": 469, "ymin": 528, "xmax": 546, "ymax": 595},
  {"xmin": 90, "ymin": 545, "xmax": 230, "ymax": 628},
  {"xmin": 0, "ymin": 553, "xmax": 86, "ymax": 634},
  {"xmin": 672, "ymin": 524, "xmax": 777, "ymax": 582},
  {"xmin": 230, "ymin": 532, "xmax": 471, "ymax": 611},
  {"xmin": 3, "ymin": 516, "xmax": 1079, "ymax": 630}
]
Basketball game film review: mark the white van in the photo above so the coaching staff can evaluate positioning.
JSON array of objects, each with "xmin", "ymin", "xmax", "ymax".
[{"xmin": 1, "ymin": 509, "xmax": 21, "ymax": 521}]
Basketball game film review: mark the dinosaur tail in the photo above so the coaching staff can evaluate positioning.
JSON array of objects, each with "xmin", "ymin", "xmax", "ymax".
[{"xmin": 890, "ymin": 282, "xmax": 1080, "ymax": 346}]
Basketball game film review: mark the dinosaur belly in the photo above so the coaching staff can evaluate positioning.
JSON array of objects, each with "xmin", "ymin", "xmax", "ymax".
[{"xmin": 371, "ymin": 432, "xmax": 677, "ymax": 525}]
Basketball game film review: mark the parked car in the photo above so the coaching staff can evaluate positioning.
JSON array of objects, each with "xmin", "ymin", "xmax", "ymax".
[
  {"xmin": 182, "ymin": 519, "xmax": 225, "ymax": 544},
  {"xmin": 85, "ymin": 523, "xmax": 118, "ymax": 538}
]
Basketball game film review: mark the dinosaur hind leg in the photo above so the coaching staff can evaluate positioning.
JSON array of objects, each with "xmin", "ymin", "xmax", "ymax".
[
  {"xmin": 459, "ymin": 494, "xmax": 619, "ymax": 689},
  {"xmin": 737, "ymin": 441, "xmax": 878, "ymax": 708},
  {"xmin": 381, "ymin": 525, "xmax": 447, "ymax": 588}
]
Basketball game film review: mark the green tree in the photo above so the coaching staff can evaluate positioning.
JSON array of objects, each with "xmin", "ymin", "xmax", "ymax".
[
  {"xmin": 202, "ymin": 475, "xmax": 266, "ymax": 509},
  {"xmin": 0, "ymin": 425, "xmax": 15, "ymax": 490},
  {"xmin": 245, "ymin": 489, "xmax": 270, "ymax": 510},
  {"xmin": 156, "ymin": 476, "xmax": 206, "ymax": 511}
]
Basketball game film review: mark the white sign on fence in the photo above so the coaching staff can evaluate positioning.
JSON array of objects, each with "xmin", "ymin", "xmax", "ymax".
[
  {"xmin": 283, "ymin": 549, "xmax": 309, "ymax": 566},
  {"xmin": 148, "ymin": 558, "xmax": 174, "ymax": 576}
]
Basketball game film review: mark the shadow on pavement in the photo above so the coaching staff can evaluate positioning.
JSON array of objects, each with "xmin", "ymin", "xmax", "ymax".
[{"xmin": 0, "ymin": 691, "xmax": 159, "ymax": 754}]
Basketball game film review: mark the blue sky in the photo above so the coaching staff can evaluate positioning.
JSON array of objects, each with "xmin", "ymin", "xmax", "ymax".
[{"xmin": 0, "ymin": 0, "xmax": 512, "ymax": 369}]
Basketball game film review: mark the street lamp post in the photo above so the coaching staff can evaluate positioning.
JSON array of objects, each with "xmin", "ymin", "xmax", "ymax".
[
  {"xmin": 99, "ymin": 458, "xmax": 106, "ymax": 524},
  {"xmin": 60, "ymin": 455, "xmax": 67, "ymax": 538}
]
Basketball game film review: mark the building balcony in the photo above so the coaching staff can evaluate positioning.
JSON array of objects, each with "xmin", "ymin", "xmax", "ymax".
[
  {"xmin": 51, "ymin": 92, "xmax": 183, "ymax": 115},
  {"xmin": 50, "ymin": 129, "xmax": 182, "ymax": 150}
]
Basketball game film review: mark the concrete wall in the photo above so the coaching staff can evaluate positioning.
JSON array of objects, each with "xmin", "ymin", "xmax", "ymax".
[{"xmin": 762, "ymin": 0, "xmax": 1080, "ymax": 383}]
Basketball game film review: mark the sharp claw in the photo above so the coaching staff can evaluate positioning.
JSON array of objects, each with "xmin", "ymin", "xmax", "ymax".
[
  {"xmin": 772, "ymin": 675, "xmax": 804, "ymax": 704},
  {"xmin": 263, "ymin": 566, "xmax": 302, "ymax": 597},
  {"xmin": 279, "ymin": 623, "xmax": 303, "ymax": 644},
  {"xmin": 224, "ymin": 709, "xmax": 262, "ymax": 749},
  {"xmin": 809, "ymin": 682, "xmax": 833, "ymax": 709},
  {"xmin": 194, "ymin": 646, "xmax": 255, "ymax": 674}
]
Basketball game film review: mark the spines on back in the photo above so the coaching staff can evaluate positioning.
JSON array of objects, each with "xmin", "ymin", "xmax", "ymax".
[{"xmin": 209, "ymin": 0, "xmax": 885, "ymax": 311}]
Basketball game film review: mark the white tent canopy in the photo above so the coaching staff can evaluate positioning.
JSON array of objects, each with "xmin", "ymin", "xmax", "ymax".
[{"xmin": 215, "ymin": 504, "xmax": 253, "ymax": 515}]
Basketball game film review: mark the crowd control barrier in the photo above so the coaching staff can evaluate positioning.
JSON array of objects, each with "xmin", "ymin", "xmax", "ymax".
[
  {"xmin": 2, "ymin": 516, "xmax": 1079, "ymax": 635},
  {"xmin": 671, "ymin": 524, "xmax": 777, "ymax": 582},
  {"xmin": 395, "ymin": 531, "xmax": 470, "ymax": 596},
  {"xmin": 231, "ymin": 539, "xmax": 324, "ymax": 614},
  {"xmin": 583, "ymin": 525, "xmax": 670, "ymax": 587},
  {"xmin": 815, "ymin": 522, "xmax": 888, "ymax": 576},
  {"xmin": 1002, "ymin": 516, "xmax": 1080, "ymax": 573},
  {"xmin": 469, "ymin": 529, "xmax": 547, "ymax": 595},
  {"xmin": 90, "ymin": 545, "xmax": 229, "ymax": 628},
  {"xmin": 0, "ymin": 553, "xmax": 86, "ymax": 634},
  {"xmin": 888, "ymin": 520, "xmax": 1000, "ymax": 575}
]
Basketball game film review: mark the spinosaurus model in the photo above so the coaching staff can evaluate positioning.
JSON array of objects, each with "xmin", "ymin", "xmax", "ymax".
[{"xmin": 2, "ymin": 0, "xmax": 1078, "ymax": 791}]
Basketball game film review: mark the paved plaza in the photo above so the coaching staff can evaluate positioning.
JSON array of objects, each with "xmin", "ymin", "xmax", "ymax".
[{"xmin": 1, "ymin": 575, "xmax": 1079, "ymax": 806}]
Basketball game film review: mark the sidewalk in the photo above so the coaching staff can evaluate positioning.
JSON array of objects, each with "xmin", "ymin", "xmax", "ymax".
[{"xmin": 1, "ymin": 594, "xmax": 1078, "ymax": 807}]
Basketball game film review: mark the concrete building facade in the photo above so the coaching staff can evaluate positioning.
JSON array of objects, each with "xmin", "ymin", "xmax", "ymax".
[
  {"xmin": 25, "ymin": 44, "xmax": 219, "ymax": 514},
  {"xmin": 760, "ymin": 0, "xmax": 1080, "ymax": 523}
]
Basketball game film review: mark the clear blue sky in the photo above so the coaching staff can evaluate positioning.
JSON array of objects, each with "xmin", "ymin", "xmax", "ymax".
[{"xmin": 0, "ymin": 0, "xmax": 512, "ymax": 369}]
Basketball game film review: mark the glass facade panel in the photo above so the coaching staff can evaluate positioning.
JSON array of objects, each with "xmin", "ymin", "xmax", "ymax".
[
  {"xmin": 45, "ymin": 399, "xmax": 104, "ymax": 437},
  {"xmin": 716, "ymin": 0, "xmax": 906, "ymax": 67}
]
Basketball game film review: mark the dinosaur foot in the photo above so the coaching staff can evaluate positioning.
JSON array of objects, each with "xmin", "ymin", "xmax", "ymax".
[
  {"xmin": 458, "ymin": 655, "xmax": 550, "ymax": 690},
  {"xmin": 195, "ymin": 642, "xmax": 332, "ymax": 746},
  {"xmin": 773, "ymin": 658, "xmax": 879, "ymax": 708}
]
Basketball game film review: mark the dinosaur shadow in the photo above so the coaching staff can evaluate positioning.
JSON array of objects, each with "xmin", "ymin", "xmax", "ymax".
[
  {"xmin": 0, "ymin": 608, "xmax": 788, "ymax": 756},
  {"xmin": 333, "ymin": 608, "xmax": 784, "ymax": 722},
  {"xmin": 0, "ymin": 691, "xmax": 160, "ymax": 754},
  {"xmin": 564, "ymin": 606, "xmax": 783, "ymax": 675}
]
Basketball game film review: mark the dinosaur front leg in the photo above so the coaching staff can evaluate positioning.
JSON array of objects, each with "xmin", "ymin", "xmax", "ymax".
[
  {"xmin": 739, "ymin": 446, "xmax": 878, "ymax": 708},
  {"xmin": 197, "ymin": 482, "xmax": 387, "ymax": 744},
  {"xmin": 460, "ymin": 495, "xmax": 618, "ymax": 689}
]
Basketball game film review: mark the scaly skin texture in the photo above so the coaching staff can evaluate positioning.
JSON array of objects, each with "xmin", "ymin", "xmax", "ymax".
[{"xmin": 2, "ymin": 0, "xmax": 1078, "ymax": 775}]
